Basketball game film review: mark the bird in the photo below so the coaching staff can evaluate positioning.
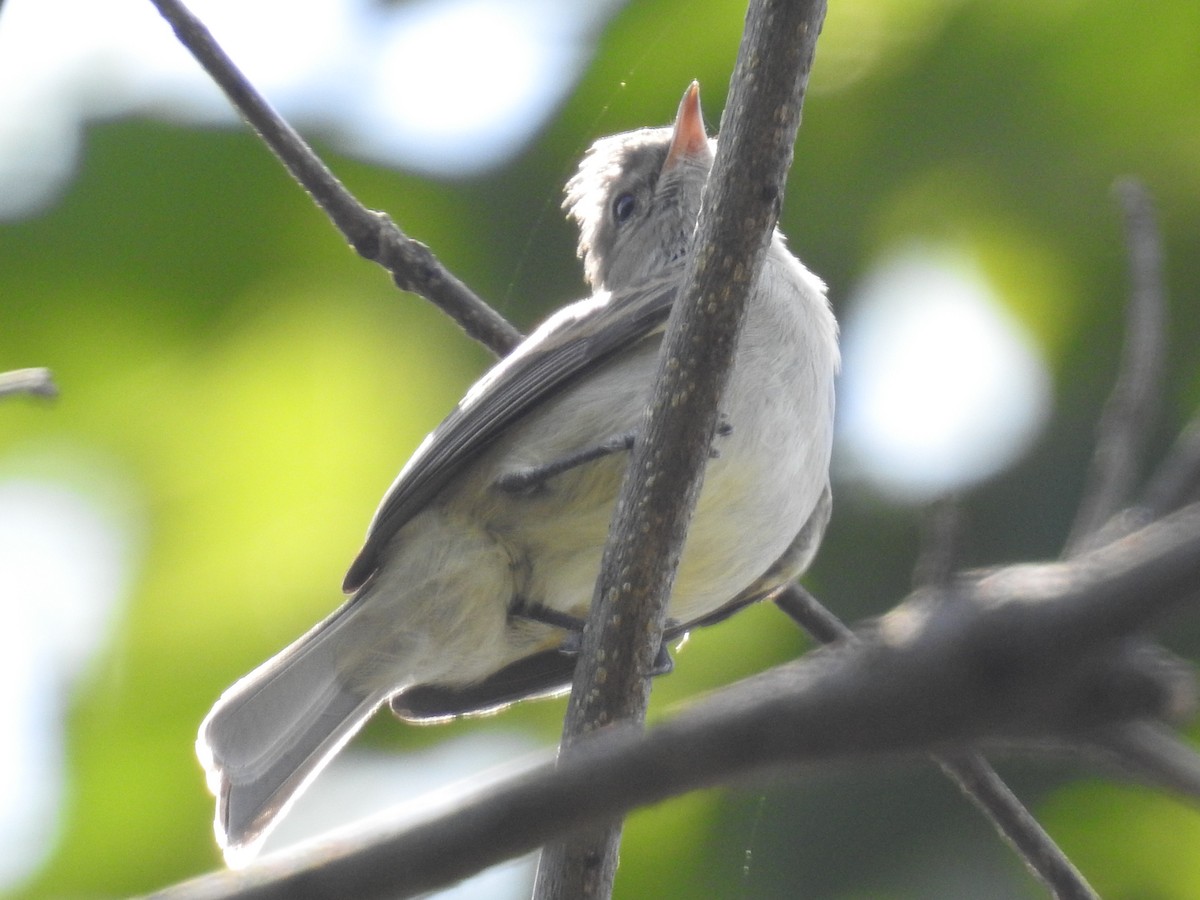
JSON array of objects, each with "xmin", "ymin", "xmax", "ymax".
[{"xmin": 197, "ymin": 81, "xmax": 839, "ymax": 863}]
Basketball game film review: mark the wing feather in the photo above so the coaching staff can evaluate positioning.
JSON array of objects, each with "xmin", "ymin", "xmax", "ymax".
[{"xmin": 342, "ymin": 276, "xmax": 678, "ymax": 592}]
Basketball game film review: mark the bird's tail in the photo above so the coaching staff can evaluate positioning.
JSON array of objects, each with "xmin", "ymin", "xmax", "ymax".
[{"xmin": 196, "ymin": 601, "xmax": 399, "ymax": 864}]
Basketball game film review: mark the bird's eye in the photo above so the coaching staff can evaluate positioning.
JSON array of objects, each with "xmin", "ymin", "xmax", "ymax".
[{"xmin": 612, "ymin": 192, "xmax": 636, "ymax": 225}]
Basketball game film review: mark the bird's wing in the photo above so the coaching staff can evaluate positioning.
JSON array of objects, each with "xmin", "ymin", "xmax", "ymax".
[{"xmin": 343, "ymin": 275, "xmax": 678, "ymax": 592}]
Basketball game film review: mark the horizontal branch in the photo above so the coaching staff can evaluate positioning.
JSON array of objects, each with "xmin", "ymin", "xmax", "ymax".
[{"xmin": 157, "ymin": 501, "xmax": 1200, "ymax": 900}]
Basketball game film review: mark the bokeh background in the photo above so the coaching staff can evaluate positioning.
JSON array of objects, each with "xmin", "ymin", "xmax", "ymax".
[{"xmin": 2, "ymin": 0, "xmax": 1199, "ymax": 897}]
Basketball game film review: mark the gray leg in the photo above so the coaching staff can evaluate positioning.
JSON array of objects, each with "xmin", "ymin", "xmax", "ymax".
[
  {"xmin": 494, "ymin": 430, "xmax": 637, "ymax": 493},
  {"xmin": 494, "ymin": 416, "xmax": 732, "ymax": 494},
  {"xmin": 512, "ymin": 600, "xmax": 675, "ymax": 676}
]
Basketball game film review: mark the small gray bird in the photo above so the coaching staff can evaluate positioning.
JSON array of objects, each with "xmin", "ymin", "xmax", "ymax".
[{"xmin": 197, "ymin": 82, "xmax": 839, "ymax": 862}]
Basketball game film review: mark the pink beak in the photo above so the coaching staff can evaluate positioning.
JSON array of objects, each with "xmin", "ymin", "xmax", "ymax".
[{"xmin": 664, "ymin": 81, "xmax": 709, "ymax": 171}]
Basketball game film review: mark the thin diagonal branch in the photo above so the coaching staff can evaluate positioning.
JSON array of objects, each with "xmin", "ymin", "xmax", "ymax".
[
  {"xmin": 1142, "ymin": 409, "xmax": 1200, "ymax": 518},
  {"xmin": 774, "ymin": 582, "xmax": 851, "ymax": 644},
  {"xmin": 0, "ymin": 367, "xmax": 57, "ymax": 399},
  {"xmin": 1065, "ymin": 179, "xmax": 1166, "ymax": 555},
  {"xmin": 776, "ymin": 584, "xmax": 1098, "ymax": 900},
  {"xmin": 936, "ymin": 753, "xmax": 1097, "ymax": 900},
  {"xmin": 908, "ymin": 495, "xmax": 1097, "ymax": 900},
  {"xmin": 147, "ymin": 0, "xmax": 522, "ymax": 358},
  {"xmin": 1081, "ymin": 406, "xmax": 1200, "ymax": 550},
  {"xmin": 1086, "ymin": 721, "xmax": 1200, "ymax": 802}
]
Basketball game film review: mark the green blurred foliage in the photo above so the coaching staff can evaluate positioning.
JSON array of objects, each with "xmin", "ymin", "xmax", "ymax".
[{"xmin": 2, "ymin": 0, "xmax": 1199, "ymax": 897}]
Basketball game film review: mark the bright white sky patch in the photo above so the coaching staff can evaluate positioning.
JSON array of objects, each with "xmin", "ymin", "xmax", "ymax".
[
  {"xmin": 354, "ymin": 0, "xmax": 590, "ymax": 169},
  {"xmin": 0, "ymin": 475, "xmax": 133, "ymax": 892},
  {"xmin": 837, "ymin": 247, "xmax": 1051, "ymax": 501},
  {"xmin": 0, "ymin": 0, "xmax": 619, "ymax": 218}
]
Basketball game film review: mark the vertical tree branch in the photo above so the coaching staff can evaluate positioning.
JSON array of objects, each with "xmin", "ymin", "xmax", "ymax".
[
  {"xmin": 533, "ymin": 2, "xmax": 828, "ymax": 897},
  {"xmin": 147, "ymin": 0, "xmax": 522, "ymax": 357},
  {"xmin": 911, "ymin": 496, "xmax": 964, "ymax": 590}
]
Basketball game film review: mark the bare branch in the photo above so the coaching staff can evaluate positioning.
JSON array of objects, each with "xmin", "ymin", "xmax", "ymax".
[
  {"xmin": 1142, "ymin": 409, "xmax": 1200, "ymax": 518},
  {"xmin": 776, "ymin": 584, "xmax": 1099, "ymax": 900},
  {"xmin": 0, "ymin": 367, "xmax": 57, "ymax": 399},
  {"xmin": 909, "ymin": 498, "xmax": 1097, "ymax": 900},
  {"xmin": 147, "ymin": 0, "xmax": 522, "ymax": 357},
  {"xmin": 1084, "ymin": 407, "xmax": 1200, "ymax": 550},
  {"xmin": 154, "ymin": 504, "xmax": 1200, "ymax": 900},
  {"xmin": 912, "ymin": 495, "xmax": 964, "ymax": 590},
  {"xmin": 936, "ymin": 753, "xmax": 1097, "ymax": 900},
  {"xmin": 535, "ymin": 2, "xmax": 829, "ymax": 895},
  {"xmin": 774, "ymin": 583, "xmax": 852, "ymax": 644},
  {"xmin": 1085, "ymin": 720, "xmax": 1200, "ymax": 802},
  {"xmin": 1065, "ymin": 179, "xmax": 1166, "ymax": 555}
]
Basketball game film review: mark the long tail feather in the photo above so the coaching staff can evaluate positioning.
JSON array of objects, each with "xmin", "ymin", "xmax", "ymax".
[{"xmin": 196, "ymin": 610, "xmax": 392, "ymax": 863}]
